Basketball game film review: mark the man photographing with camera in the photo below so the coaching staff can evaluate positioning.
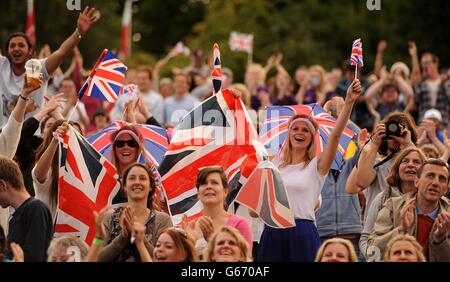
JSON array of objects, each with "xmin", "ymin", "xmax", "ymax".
[{"xmin": 346, "ymin": 112, "xmax": 418, "ymax": 220}]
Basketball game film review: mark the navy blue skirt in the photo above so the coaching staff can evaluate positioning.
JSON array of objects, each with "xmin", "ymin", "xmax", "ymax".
[{"xmin": 257, "ymin": 219, "xmax": 321, "ymax": 262}]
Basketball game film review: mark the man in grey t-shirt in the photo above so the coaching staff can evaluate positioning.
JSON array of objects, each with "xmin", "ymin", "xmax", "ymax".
[{"xmin": 0, "ymin": 6, "xmax": 98, "ymax": 127}]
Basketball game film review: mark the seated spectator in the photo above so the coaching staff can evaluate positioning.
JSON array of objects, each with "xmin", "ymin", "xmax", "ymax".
[
  {"xmin": 383, "ymin": 234, "xmax": 426, "ymax": 262},
  {"xmin": 98, "ymin": 163, "xmax": 172, "ymax": 262},
  {"xmin": 315, "ymin": 238, "xmax": 359, "ymax": 262},
  {"xmin": 360, "ymin": 147, "xmax": 426, "ymax": 261},
  {"xmin": 204, "ymin": 226, "xmax": 251, "ymax": 262},
  {"xmin": 368, "ymin": 158, "xmax": 450, "ymax": 262},
  {"xmin": 0, "ymin": 156, "xmax": 53, "ymax": 262},
  {"xmin": 47, "ymin": 236, "xmax": 89, "ymax": 262},
  {"xmin": 135, "ymin": 226, "xmax": 197, "ymax": 262},
  {"xmin": 383, "ymin": 235, "xmax": 427, "ymax": 262},
  {"xmin": 182, "ymin": 166, "xmax": 253, "ymax": 259}
]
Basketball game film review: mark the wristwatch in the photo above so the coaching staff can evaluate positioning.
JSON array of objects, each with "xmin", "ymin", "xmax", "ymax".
[{"xmin": 75, "ymin": 28, "xmax": 82, "ymax": 39}]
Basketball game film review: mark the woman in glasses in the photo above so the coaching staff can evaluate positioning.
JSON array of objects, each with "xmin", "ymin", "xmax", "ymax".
[
  {"xmin": 97, "ymin": 163, "xmax": 172, "ymax": 262},
  {"xmin": 183, "ymin": 166, "xmax": 253, "ymax": 260},
  {"xmin": 257, "ymin": 79, "xmax": 362, "ymax": 262},
  {"xmin": 109, "ymin": 125, "xmax": 144, "ymax": 204}
]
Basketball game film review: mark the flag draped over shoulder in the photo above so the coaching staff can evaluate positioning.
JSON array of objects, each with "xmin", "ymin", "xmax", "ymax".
[
  {"xmin": 78, "ymin": 49, "xmax": 127, "ymax": 103},
  {"xmin": 349, "ymin": 38, "xmax": 364, "ymax": 67},
  {"xmin": 55, "ymin": 126, "xmax": 120, "ymax": 244},
  {"xmin": 159, "ymin": 89, "xmax": 295, "ymax": 228}
]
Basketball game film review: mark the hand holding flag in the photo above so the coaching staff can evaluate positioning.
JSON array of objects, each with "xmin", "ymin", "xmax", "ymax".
[{"xmin": 349, "ymin": 38, "xmax": 363, "ymax": 79}]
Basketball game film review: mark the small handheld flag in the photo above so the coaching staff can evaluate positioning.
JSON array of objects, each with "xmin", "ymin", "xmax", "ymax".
[
  {"xmin": 78, "ymin": 49, "xmax": 127, "ymax": 103},
  {"xmin": 349, "ymin": 38, "xmax": 363, "ymax": 78},
  {"xmin": 212, "ymin": 43, "xmax": 222, "ymax": 94}
]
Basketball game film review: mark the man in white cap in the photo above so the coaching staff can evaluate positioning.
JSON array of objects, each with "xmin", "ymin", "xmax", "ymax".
[{"xmin": 418, "ymin": 109, "xmax": 445, "ymax": 145}]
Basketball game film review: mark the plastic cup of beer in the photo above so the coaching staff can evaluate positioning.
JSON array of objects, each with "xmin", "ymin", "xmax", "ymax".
[{"xmin": 25, "ymin": 59, "xmax": 42, "ymax": 88}]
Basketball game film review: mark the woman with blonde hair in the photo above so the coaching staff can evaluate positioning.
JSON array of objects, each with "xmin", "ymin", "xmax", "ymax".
[
  {"xmin": 47, "ymin": 236, "xmax": 89, "ymax": 262},
  {"xmin": 296, "ymin": 65, "xmax": 332, "ymax": 106},
  {"xmin": 257, "ymin": 79, "xmax": 362, "ymax": 262},
  {"xmin": 204, "ymin": 226, "xmax": 251, "ymax": 262},
  {"xmin": 315, "ymin": 238, "xmax": 358, "ymax": 262},
  {"xmin": 384, "ymin": 234, "xmax": 426, "ymax": 262}
]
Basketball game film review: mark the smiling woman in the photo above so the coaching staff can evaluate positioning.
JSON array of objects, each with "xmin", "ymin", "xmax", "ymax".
[
  {"xmin": 204, "ymin": 226, "xmax": 251, "ymax": 262},
  {"xmin": 359, "ymin": 146, "xmax": 426, "ymax": 260},
  {"xmin": 97, "ymin": 163, "xmax": 172, "ymax": 262}
]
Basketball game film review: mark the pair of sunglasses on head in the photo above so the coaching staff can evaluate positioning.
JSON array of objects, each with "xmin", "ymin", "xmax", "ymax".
[{"xmin": 114, "ymin": 139, "xmax": 138, "ymax": 148}]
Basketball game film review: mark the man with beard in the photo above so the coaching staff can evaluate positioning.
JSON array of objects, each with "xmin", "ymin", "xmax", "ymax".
[{"xmin": 0, "ymin": 6, "xmax": 98, "ymax": 127}]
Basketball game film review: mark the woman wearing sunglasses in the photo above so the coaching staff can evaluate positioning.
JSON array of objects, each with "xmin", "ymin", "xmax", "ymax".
[{"xmin": 109, "ymin": 125, "xmax": 144, "ymax": 204}]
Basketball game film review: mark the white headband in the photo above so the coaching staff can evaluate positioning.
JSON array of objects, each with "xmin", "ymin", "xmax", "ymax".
[
  {"xmin": 114, "ymin": 129, "xmax": 141, "ymax": 143},
  {"xmin": 289, "ymin": 117, "xmax": 317, "ymax": 133}
]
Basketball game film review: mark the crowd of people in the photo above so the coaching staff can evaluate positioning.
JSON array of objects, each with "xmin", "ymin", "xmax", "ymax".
[{"xmin": 0, "ymin": 6, "xmax": 449, "ymax": 263}]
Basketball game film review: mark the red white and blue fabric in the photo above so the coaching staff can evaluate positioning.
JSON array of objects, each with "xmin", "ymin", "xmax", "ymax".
[
  {"xmin": 349, "ymin": 38, "xmax": 364, "ymax": 67},
  {"xmin": 55, "ymin": 126, "xmax": 120, "ymax": 244},
  {"xmin": 212, "ymin": 43, "xmax": 222, "ymax": 94},
  {"xmin": 259, "ymin": 104, "xmax": 356, "ymax": 171},
  {"xmin": 87, "ymin": 120, "xmax": 168, "ymax": 167},
  {"xmin": 159, "ymin": 89, "xmax": 295, "ymax": 228},
  {"xmin": 168, "ymin": 41, "xmax": 190, "ymax": 58},
  {"xmin": 78, "ymin": 49, "xmax": 127, "ymax": 103},
  {"xmin": 123, "ymin": 84, "xmax": 138, "ymax": 97},
  {"xmin": 229, "ymin": 31, "xmax": 254, "ymax": 53}
]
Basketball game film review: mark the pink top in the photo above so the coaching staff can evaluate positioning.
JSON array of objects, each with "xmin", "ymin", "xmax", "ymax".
[{"xmin": 227, "ymin": 214, "xmax": 253, "ymax": 253}]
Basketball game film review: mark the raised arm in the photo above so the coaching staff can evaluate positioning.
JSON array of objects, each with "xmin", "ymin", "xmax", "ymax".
[
  {"xmin": 374, "ymin": 40, "xmax": 387, "ymax": 78},
  {"xmin": 45, "ymin": 7, "xmax": 98, "ymax": 75},
  {"xmin": 317, "ymin": 79, "xmax": 361, "ymax": 175},
  {"xmin": 393, "ymin": 74, "xmax": 414, "ymax": 112},
  {"xmin": 345, "ymin": 124, "xmax": 385, "ymax": 194},
  {"xmin": 408, "ymin": 41, "xmax": 422, "ymax": 85}
]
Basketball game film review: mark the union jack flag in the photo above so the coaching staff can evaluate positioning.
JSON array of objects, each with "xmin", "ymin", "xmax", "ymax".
[
  {"xmin": 349, "ymin": 38, "xmax": 364, "ymax": 67},
  {"xmin": 55, "ymin": 126, "xmax": 120, "ymax": 244},
  {"xmin": 159, "ymin": 89, "xmax": 295, "ymax": 228},
  {"xmin": 229, "ymin": 31, "xmax": 253, "ymax": 53},
  {"xmin": 259, "ymin": 104, "xmax": 356, "ymax": 170},
  {"xmin": 212, "ymin": 43, "xmax": 222, "ymax": 94},
  {"xmin": 78, "ymin": 49, "xmax": 127, "ymax": 103},
  {"xmin": 123, "ymin": 84, "xmax": 138, "ymax": 97}
]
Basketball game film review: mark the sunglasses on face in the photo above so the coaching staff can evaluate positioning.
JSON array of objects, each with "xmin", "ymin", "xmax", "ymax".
[{"xmin": 114, "ymin": 139, "xmax": 138, "ymax": 148}]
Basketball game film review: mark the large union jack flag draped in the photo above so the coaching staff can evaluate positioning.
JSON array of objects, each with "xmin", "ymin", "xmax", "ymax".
[
  {"xmin": 55, "ymin": 126, "xmax": 120, "ymax": 244},
  {"xmin": 259, "ymin": 104, "xmax": 357, "ymax": 171},
  {"xmin": 78, "ymin": 49, "xmax": 127, "ymax": 103},
  {"xmin": 349, "ymin": 38, "xmax": 364, "ymax": 67},
  {"xmin": 159, "ymin": 89, "xmax": 295, "ymax": 228}
]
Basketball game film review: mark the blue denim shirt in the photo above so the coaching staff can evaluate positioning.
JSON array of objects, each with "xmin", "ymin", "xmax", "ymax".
[{"xmin": 316, "ymin": 149, "xmax": 363, "ymax": 237}]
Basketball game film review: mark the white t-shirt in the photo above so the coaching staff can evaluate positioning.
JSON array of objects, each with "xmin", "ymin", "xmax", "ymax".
[
  {"xmin": 426, "ymin": 79, "xmax": 441, "ymax": 107},
  {"xmin": 0, "ymin": 57, "xmax": 50, "ymax": 127},
  {"xmin": 111, "ymin": 89, "xmax": 165, "ymax": 124},
  {"xmin": 32, "ymin": 166, "xmax": 57, "ymax": 222},
  {"xmin": 273, "ymin": 156, "xmax": 326, "ymax": 221}
]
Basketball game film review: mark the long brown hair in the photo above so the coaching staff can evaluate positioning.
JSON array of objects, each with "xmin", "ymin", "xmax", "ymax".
[
  {"xmin": 160, "ymin": 228, "xmax": 197, "ymax": 262},
  {"xmin": 122, "ymin": 163, "xmax": 157, "ymax": 209},
  {"xmin": 386, "ymin": 147, "xmax": 426, "ymax": 189},
  {"xmin": 280, "ymin": 114, "xmax": 318, "ymax": 168},
  {"xmin": 35, "ymin": 119, "xmax": 66, "ymax": 210}
]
